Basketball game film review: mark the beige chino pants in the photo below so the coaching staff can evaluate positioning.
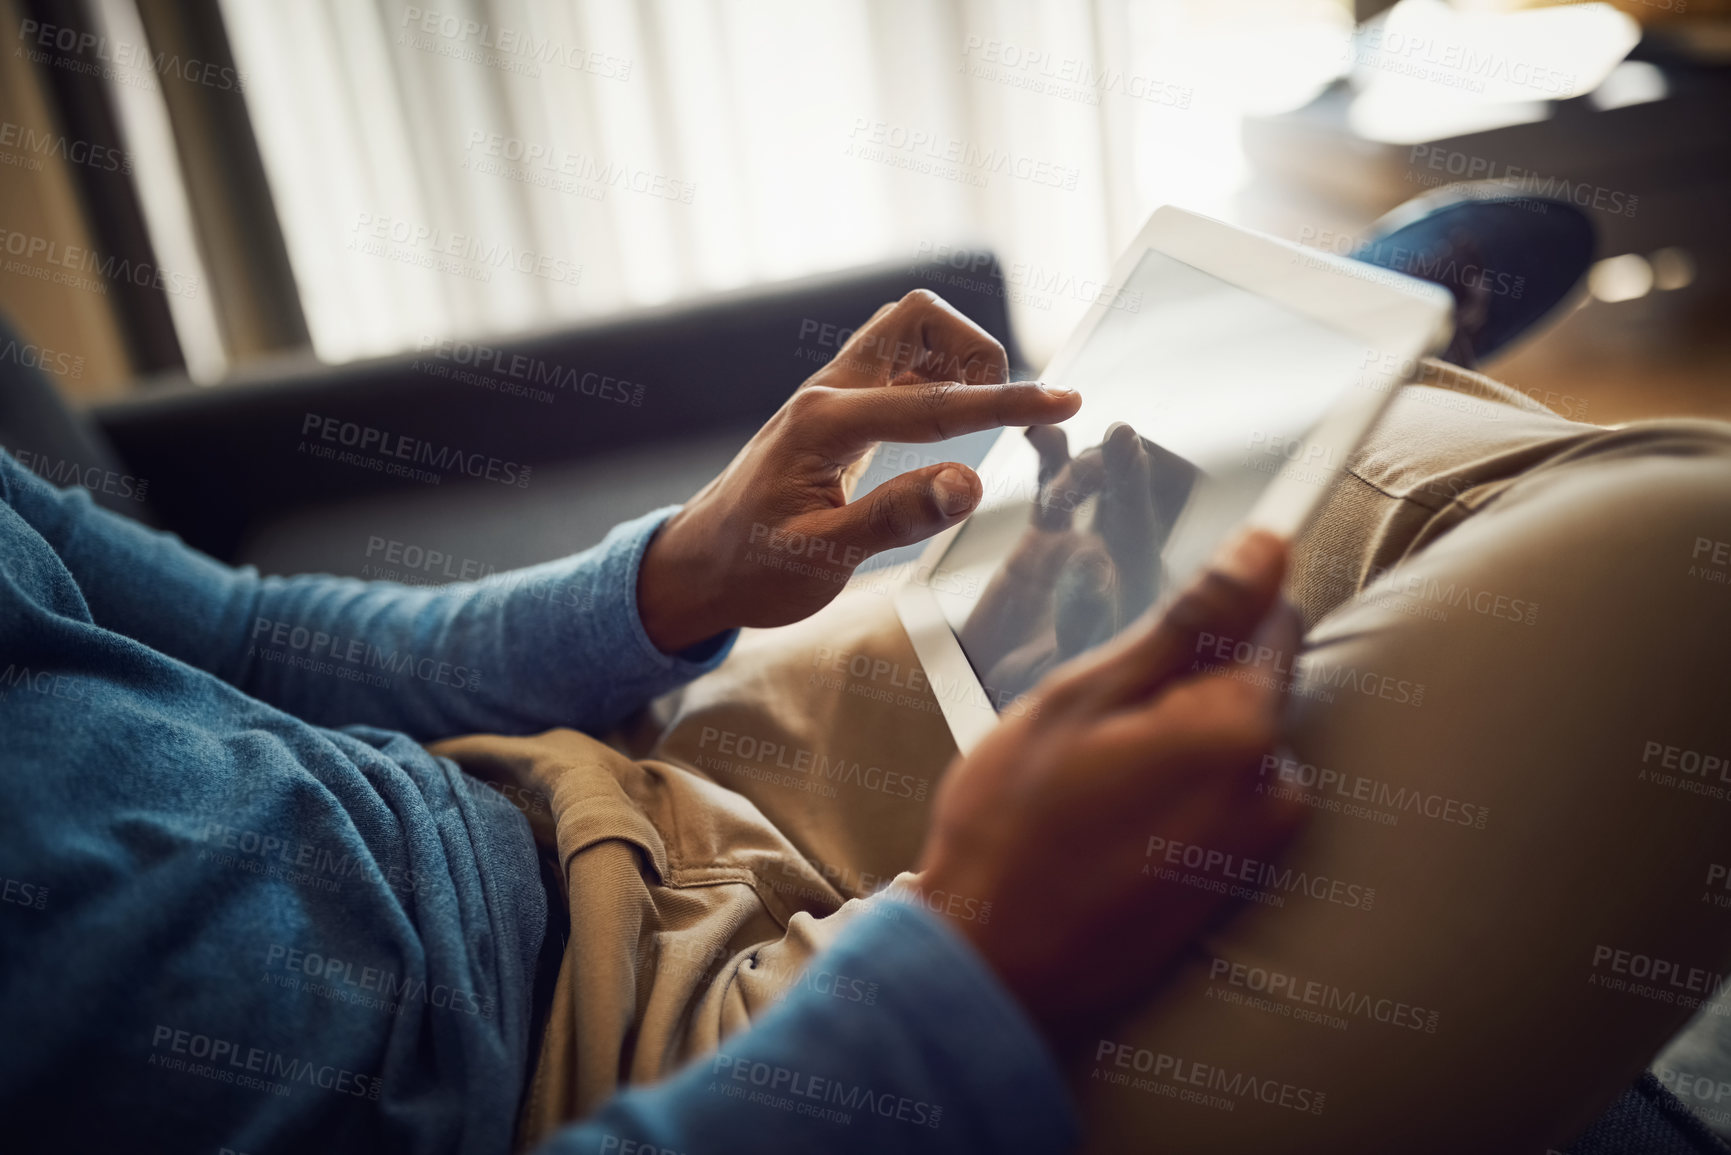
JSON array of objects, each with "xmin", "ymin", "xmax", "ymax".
[{"xmin": 432, "ymin": 360, "xmax": 1731, "ymax": 1154}]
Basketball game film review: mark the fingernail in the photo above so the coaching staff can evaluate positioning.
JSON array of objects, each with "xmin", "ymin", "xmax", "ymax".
[
  {"xmin": 1038, "ymin": 382, "xmax": 1076, "ymax": 399},
  {"xmin": 933, "ymin": 468, "xmax": 977, "ymax": 517},
  {"xmin": 1212, "ymin": 529, "xmax": 1280, "ymax": 584}
]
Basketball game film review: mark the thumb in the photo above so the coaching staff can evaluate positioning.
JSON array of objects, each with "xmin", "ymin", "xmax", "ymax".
[{"xmin": 807, "ymin": 462, "xmax": 982, "ymax": 559}]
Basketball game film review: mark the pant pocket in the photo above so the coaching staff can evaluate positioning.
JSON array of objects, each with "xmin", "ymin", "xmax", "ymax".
[{"xmin": 430, "ymin": 727, "xmax": 854, "ymax": 1146}]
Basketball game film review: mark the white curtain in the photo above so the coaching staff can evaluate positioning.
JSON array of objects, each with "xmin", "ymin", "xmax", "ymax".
[{"xmin": 218, "ymin": 0, "xmax": 1351, "ymax": 368}]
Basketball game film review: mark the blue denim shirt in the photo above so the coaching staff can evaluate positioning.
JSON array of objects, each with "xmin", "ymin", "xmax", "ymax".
[{"xmin": 0, "ymin": 449, "xmax": 1076, "ymax": 1154}]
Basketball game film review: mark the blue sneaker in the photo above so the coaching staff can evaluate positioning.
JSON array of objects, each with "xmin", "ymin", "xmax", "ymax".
[{"xmin": 1350, "ymin": 182, "xmax": 1596, "ymax": 366}]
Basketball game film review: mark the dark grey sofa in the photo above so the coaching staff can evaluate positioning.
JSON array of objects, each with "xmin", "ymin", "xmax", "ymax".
[{"xmin": 23, "ymin": 253, "xmax": 1023, "ymax": 578}]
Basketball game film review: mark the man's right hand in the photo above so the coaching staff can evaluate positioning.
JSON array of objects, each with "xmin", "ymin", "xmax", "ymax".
[
  {"xmin": 914, "ymin": 528, "xmax": 1307, "ymax": 1057},
  {"xmin": 636, "ymin": 289, "xmax": 1078, "ymax": 653}
]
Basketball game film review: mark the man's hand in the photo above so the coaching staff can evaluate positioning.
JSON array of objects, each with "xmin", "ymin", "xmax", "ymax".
[
  {"xmin": 915, "ymin": 529, "xmax": 1307, "ymax": 1057},
  {"xmin": 637, "ymin": 290, "xmax": 1080, "ymax": 653}
]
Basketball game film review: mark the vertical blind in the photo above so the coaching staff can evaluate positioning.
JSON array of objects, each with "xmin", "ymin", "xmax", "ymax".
[{"xmin": 216, "ymin": 0, "xmax": 1352, "ymax": 370}]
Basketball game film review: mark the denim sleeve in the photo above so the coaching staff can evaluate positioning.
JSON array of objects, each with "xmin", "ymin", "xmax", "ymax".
[
  {"xmin": 536, "ymin": 897, "xmax": 1079, "ymax": 1155},
  {"xmin": 0, "ymin": 450, "xmax": 734, "ymax": 737}
]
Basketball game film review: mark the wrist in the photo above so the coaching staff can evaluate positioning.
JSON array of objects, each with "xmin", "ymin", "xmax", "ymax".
[
  {"xmin": 637, "ymin": 509, "xmax": 728, "ymax": 654},
  {"xmin": 910, "ymin": 865, "xmax": 1001, "ymax": 980},
  {"xmin": 911, "ymin": 864, "xmax": 1074, "ymax": 1057}
]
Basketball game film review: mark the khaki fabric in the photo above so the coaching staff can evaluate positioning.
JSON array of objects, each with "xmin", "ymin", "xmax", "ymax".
[
  {"xmin": 434, "ymin": 358, "xmax": 1731, "ymax": 1153},
  {"xmin": 1075, "ymin": 371, "xmax": 1731, "ymax": 1153},
  {"xmin": 428, "ymin": 597, "xmax": 955, "ymax": 1149}
]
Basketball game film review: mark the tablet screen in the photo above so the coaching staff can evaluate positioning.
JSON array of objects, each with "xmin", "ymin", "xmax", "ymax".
[{"xmin": 926, "ymin": 248, "xmax": 1379, "ymax": 706}]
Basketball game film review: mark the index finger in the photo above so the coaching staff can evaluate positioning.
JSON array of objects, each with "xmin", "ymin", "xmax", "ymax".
[
  {"xmin": 816, "ymin": 380, "xmax": 1080, "ymax": 449},
  {"xmin": 843, "ymin": 289, "xmax": 1010, "ymax": 387}
]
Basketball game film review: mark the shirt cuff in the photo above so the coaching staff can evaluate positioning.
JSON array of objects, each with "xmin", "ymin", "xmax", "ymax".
[
  {"xmin": 824, "ymin": 891, "xmax": 1080, "ymax": 1153},
  {"xmin": 477, "ymin": 505, "xmax": 738, "ymax": 733},
  {"xmin": 612, "ymin": 505, "xmax": 738, "ymax": 675}
]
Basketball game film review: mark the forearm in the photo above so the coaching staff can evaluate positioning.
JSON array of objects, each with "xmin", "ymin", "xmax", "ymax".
[
  {"xmin": 4, "ymin": 447, "xmax": 733, "ymax": 738},
  {"xmin": 536, "ymin": 897, "xmax": 1077, "ymax": 1155},
  {"xmin": 237, "ymin": 507, "xmax": 734, "ymax": 737}
]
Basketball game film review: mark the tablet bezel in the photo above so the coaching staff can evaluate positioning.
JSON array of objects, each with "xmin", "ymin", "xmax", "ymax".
[{"xmin": 893, "ymin": 205, "xmax": 1454, "ymax": 754}]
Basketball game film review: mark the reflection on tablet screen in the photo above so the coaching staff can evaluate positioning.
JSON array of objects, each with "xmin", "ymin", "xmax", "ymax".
[{"xmin": 927, "ymin": 249, "xmax": 1378, "ymax": 705}]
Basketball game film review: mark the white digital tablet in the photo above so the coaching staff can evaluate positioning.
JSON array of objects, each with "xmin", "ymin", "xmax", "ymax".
[{"xmin": 893, "ymin": 205, "xmax": 1454, "ymax": 754}]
